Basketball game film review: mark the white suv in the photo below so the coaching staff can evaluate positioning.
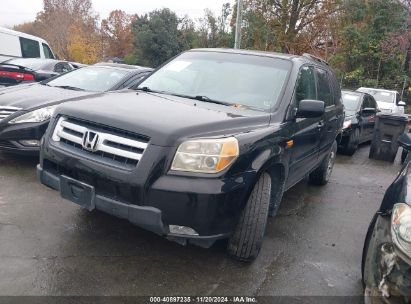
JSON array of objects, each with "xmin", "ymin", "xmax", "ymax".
[{"xmin": 357, "ymin": 87, "xmax": 405, "ymax": 115}]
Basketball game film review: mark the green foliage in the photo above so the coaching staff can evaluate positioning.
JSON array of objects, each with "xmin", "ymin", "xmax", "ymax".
[
  {"xmin": 132, "ymin": 9, "xmax": 182, "ymax": 67},
  {"xmin": 123, "ymin": 53, "xmax": 139, "ymax": 65},
  {"xmin": 331, "ymin": 0, "xmax": 409, "ymax": 91},
  {"xmin": 130, "ymin": 6, "xmax": 234, "ymax": 67}
]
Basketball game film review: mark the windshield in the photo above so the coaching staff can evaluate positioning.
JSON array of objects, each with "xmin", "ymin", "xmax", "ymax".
[
  {"xmin": 358, "ymin": 89, "xmax": 395, "ymax": 103},
  {"xmin": 342, "ymin": 92, "xmax": 361, "ymax": 111},
  {"xmin": 138, "ymin": 51, "xmax": 291, "ymax": 111},
  {"xmin": 4, "ymin": 58, "xmax": 49, "ymax": 70},
  {"xmin": 47, "ymin": 67, "xmax": 130, "ymax": 92}
]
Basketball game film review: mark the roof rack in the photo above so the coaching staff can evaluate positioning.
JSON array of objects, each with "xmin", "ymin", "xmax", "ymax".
[{"xmin": 302, "ymin": 53, "xmax": 329, "ymax": 66}]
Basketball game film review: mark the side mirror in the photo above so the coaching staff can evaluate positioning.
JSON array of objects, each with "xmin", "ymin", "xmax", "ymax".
[
  {"xmin": 398, "ymin": 101, "xmax": 406, "ymax": 107},
  {"xmin": 398, "ymin": 133, "xmax": 411, "ymax": 151},
  {"xmin": 296, "ymin": 100, "xmax": 325, "ymax": 118}
]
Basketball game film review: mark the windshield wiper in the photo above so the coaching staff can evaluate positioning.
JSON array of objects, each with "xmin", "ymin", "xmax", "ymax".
[
  {"xmin": 136, "ymin": 88, "xmax": 233, "ymax": 107},
  {"xmin": 52, "ymin": 85, "xmax": 85, "ymax": 91},
  {"xmin": 193, "ymin": 95, "xmax": 232, "ymax": 107},
  {"xmin": 158, "ymin": 92, "xmax": 233, "ymax": 106},
  {"xmin": 135, "ymin": 86, "xmax": 164, "ymax": 94}
]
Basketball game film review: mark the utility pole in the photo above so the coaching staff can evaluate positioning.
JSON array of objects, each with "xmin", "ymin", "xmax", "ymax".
[
  {"xmin": 234, "ymin": 0, "xmax": 243, "ymax": 49},
  {"xmin": 401, "ymin": 76, "xmax": 407, "ymax": 101}
]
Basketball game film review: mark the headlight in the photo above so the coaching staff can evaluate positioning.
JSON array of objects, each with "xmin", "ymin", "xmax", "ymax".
[
  {"xmin": 171, "ymin": 137, "xmax": 239, "ymax": 173},
  {"xmin": 343, "ymin": 120, "xmax": 352, "ymax": 129},
  {"xmin": 391, "ymin": 203, "xmax": 411, "ymax": 257},
  {"xmin": 9, "ymin": 105, "xmax": 56, "ymax": 124}
]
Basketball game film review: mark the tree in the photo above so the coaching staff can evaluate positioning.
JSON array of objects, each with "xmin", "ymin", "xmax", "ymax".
[
  {"xmin": 236, "ymin": 0, "xmax": 339, "ymax": 53},
  {"xmin": 101, "ymin": 10, "xmax": 134, "ymax": 59},
  {"xmin": 67, "ymin": 23, "xmax": 101, "ymax": 64},
  {"xmin": 15, "ymin": 0, "xmax": 101, "ymax": 61},
  {"xmin": 132, "ymin": 8, "xmax": 181, "ymax": 67},
  {"xmin": 13, "ymin": 21, "xmax": 43, "ymax": 36},
  {"xmin": 331, "ymin": 0, "xmax": 409, "ymax": 89}
]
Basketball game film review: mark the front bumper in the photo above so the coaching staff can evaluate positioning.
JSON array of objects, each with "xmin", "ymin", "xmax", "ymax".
[
  {"xmin": 0, "ymin": 121, "xmax": 49, "ymax": 154},
  {"xmin": 364, "ymin": 214, "xmax": 411, "ymax": 301},
  {"xmin": 37, "ymin": 154, "xmax": 251, "ymax": 247}
]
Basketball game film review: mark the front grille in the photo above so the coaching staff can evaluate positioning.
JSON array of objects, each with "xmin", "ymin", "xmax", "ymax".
[
  {"xmin": 0, "ymin": 106, "xmax": 21, "ymax": 122},
  {"xmin": 52, "ymin": 116, "xmax": 149, "ymax": 168},
  {"xmin": 44, "ymin": 159, "xmax": 138, "ymax": 204}
]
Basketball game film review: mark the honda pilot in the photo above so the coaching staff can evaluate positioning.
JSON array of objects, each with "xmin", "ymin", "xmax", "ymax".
[{"xmin": 37, "ymin": 49, "xmax": 344, "ymax": 261}]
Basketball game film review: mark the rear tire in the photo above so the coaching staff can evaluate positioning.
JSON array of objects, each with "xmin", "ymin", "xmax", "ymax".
[
  {"xmin": 227, "ymin": 173, "xmax": 271, "ymax": 262},
  {"xmin": 309, "ymin": 141, "xmax": 337, "ymax": 185}
]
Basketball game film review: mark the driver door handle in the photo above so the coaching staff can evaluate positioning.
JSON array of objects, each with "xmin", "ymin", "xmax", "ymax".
[{"xmin": 317, "ymin": 121, "xmax": 325, "ymax": 130}]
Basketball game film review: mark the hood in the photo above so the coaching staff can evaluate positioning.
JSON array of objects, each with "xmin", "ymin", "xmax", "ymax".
[
  {"xmin": 380, "ymin": 161, "xmax": 411, "ymax": 212},
  {"xmin": 377, "ymin": 101, "xmax": 396, "ymax": 111},
  {"xmin": 0, "ymin": 83, "xmax": 95, "ymax": 109},
  {"xmin": 56, "ymin": 91, "xmax": 271, "ymax": 146}
]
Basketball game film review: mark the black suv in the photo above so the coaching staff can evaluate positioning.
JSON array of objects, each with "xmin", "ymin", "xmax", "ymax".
[{"xmin": 37, "ymin": 49, "xmax": 343, "ymax": 261}]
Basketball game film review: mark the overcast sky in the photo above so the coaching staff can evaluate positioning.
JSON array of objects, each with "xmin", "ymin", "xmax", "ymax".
[{"xmin": 0, "ymin": 0, "xmax": 234, "ymax": 27}]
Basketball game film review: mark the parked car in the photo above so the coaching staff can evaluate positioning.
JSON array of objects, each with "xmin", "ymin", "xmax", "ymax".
[
  {"xmin": 357, "ymin": 87, "xmax": 405, "ymax": 115},
  {"xmin": 0, "ymin": 63, "xmax": 152, "ymax": 154},
  {"xmin": 37, "ymin": 49, "xmax": 343, "ymax": 261},
  {"xmin": 0, "ymin": 27, "xmax": 55, "ymax": 62},
  {"xmin": 339, "ymin": 90, "xmax": 379, "ymax": 155},
  {"xmin": 0, "ymin": 58, "xmax": 75, "ymax": 86},
  {"xmin": 401, "ymin": 129, "xmax": 411, "ymax": 164},
  {"xmin": 362, "ymin": 133, "xmax": 411, "ymax": 302}
]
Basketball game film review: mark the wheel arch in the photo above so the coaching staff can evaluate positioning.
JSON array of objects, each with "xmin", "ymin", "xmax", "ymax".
[{"xmin": 238, "ymin": 148, "xmax": 288, "ymax": 213}]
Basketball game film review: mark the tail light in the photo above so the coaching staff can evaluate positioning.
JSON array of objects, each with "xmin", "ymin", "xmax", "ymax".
[{"xmin": 0, "ymin": 70, "xmax": 35, "ymax": 81}]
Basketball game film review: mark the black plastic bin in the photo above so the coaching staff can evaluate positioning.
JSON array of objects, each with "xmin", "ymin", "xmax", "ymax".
[{"xmin": 369, "ymin": 114, "xmax": 408, "ymax": 162}]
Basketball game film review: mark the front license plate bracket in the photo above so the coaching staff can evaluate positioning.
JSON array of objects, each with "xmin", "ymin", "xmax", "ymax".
[{"xmin": 60, "ymin": 175, "xmax": 95, "ymax": 211}]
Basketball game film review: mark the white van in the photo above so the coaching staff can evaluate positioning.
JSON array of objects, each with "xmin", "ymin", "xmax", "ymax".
[{"xmin": 0, "ymin": 27, "xmax": 55, "ymax": 62}]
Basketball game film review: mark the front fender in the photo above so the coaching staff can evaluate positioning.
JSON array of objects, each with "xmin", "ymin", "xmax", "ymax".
[
  {"xmin": 380, "ymin": 161, "xmax": 411, "ymax": 213},
  {"xmin": 234, "ymin": 123, "xmax": 290, "ymax": 179}
]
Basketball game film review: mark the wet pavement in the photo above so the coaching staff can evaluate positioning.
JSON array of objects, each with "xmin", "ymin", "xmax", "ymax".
[{"xmin": 0, "ymin": 144, "xmax": 403, "ymax": 296}]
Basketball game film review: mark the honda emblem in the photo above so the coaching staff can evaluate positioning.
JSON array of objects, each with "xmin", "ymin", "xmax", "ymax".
[{"xmin": 82, "ymin": 131, "xmax": 99, "ymax": 152}]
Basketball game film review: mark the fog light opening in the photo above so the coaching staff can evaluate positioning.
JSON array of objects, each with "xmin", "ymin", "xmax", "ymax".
[
  {"xmin": 169, "ymin": 225, "xmax": 199, "ymax": 236},
  {"xmin": 19, "ymin": 140, "xmax": 40, "ymax": 147}
]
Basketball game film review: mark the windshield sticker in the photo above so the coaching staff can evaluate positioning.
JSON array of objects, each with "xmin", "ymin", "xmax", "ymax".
[
  {"xmin": 165, "ymin": 61, "xmax": 192, "ymax": 72},
  {"xmin": 381, "ymin": 92, "xmax": 391, "ymax": 96}
]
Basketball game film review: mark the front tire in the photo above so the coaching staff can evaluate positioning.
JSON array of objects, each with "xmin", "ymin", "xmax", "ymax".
[
  {"xmin": 401, "ymin": 149, "xmax": 408, "ymax": 164},
  {"xmin": 227, "ymin": 173, "xmax": 271, "ymax": 262},
  {"xmin": 343, "ymin": 128, "xmax": 360, "ymax": 156},
  {"xmin": 309, "ymin": 141, "xmax": 337, "ymax": 185}
]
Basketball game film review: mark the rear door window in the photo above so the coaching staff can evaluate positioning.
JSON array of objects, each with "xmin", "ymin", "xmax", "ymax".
[
  {"xmin": 295, "ymin": 66, "xmax": 316, "ymax": 103},
  {"xmin": 19, "ymin": 37, "xmax": 40, "ymax": 58},
  {"xmin": 42, "ymin": 43, "xmax": 55, "ymax": 59},
  {"xmin": 316, "ymin": 68, "xmax": 334, "ymax": 107}
]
